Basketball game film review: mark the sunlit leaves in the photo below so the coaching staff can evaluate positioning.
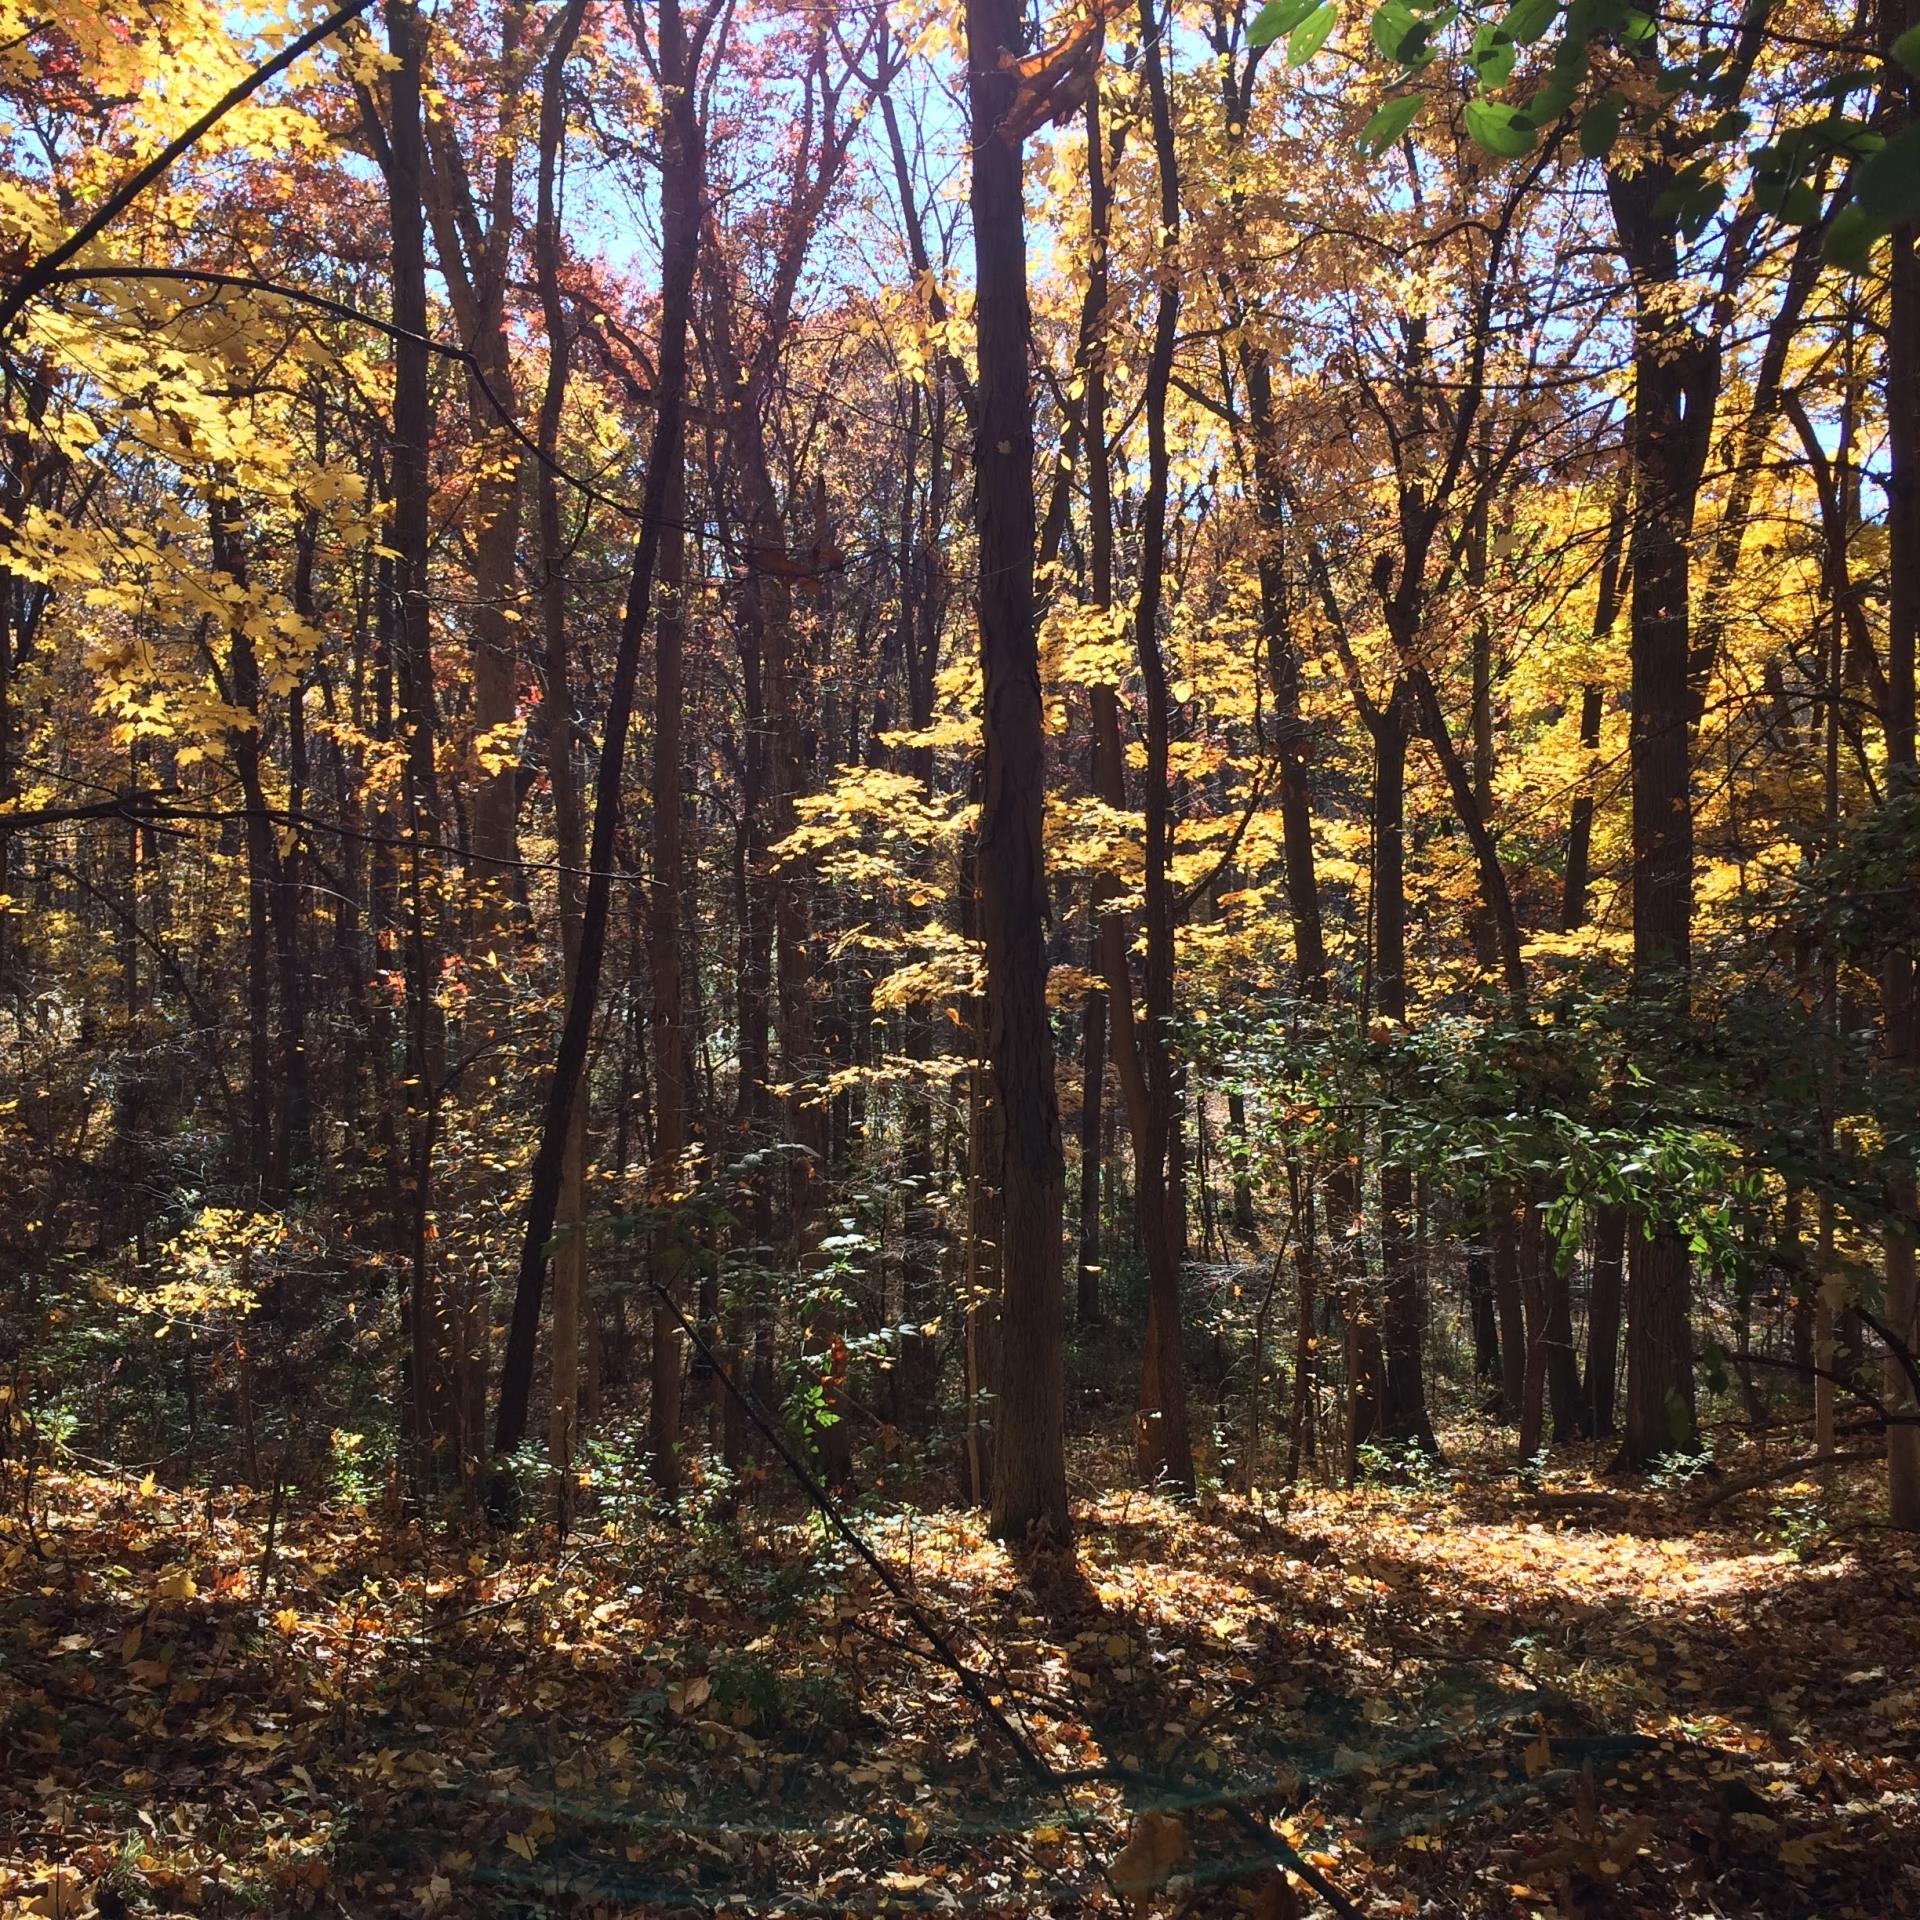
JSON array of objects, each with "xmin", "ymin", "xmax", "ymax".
[
  {"xmin": 1288, "ymin": 3, "xmax": 1339, "ymax": 65},
  {"xmin": 1246, "ymin": 0, "xmax": 1324, "ymax": 48},
  {"xmin": 1464, "ymin": 97, "xmax": 1535, "ymax": 158}
]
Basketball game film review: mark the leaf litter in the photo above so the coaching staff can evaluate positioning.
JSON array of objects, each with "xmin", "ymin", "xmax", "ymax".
[{"xmin": 2, "ymin": 1444, "xmax": 1917, "ymax": 1916}]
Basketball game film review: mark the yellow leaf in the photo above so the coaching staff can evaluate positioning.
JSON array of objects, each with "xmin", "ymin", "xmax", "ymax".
[
  {"xmin": 667, "ymin": 1674, "xmax": 712, "ymax": 1716},
  {"xmin": 156, "ymin": 1568, "xmax": 197, "ymax": 1602}
]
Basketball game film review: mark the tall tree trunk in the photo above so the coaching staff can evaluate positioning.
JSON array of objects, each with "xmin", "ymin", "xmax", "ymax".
[
  {"xmin": 965, "ymin": 0, "xmax": 1068, "ymax": 1543},
  {"xmin": 494, "ymin": 0, "xmax": 707, "ymax": 1465},
  {"xmin": 1077, "ymin": 959, "xmax": 1106, "ymax": 1325},
  {"xmin": 533, "ymin": 0, "xmax": 591, "ymax": 1519},
  {"xmin": 1582, "ymin": 1203, "xmax": 1627, "ymax": 1437},
  {"xmin": 1882, "ymin": 0, "xmax": 1920, "ymax": 1527},
  {"xmin": 385, "ymin": 0, "xmax": 450, "ymax": 1475},
  {"xmin": 1608, "ymin": 153, "xmax": 1716, "ymax": 1468},
  {"xmin": 1130, "ymin": 0, "xmax": 1195, "ymax": 1495},
  {"xmin": 1370, "ymin": 685, "xmax": 1436, "ymax": 1454},
  {"xmin": 648, "ymin": 445, "xmax": 689, "ymax": 1496}
]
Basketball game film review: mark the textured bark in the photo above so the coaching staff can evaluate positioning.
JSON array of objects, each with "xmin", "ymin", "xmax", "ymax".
[
  {"xmin": 1608, "ymin": 151, "xmax": 1716, "ymax": 1469},
  {"xmin": 966, "ymin": 0, "xmax": 1068, "ymax": 1543}
]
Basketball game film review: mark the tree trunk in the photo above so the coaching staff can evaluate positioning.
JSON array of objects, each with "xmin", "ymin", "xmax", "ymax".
[
  {"xmin": 1129, "ymin": 0, "xmax": 1194, "ymax": 1496},
  {"xmin": 1491, "ymin": 1194, "xmax": 1526, "ymax": 1425},
  {"xmin": 1582, "ymin": 1202, "xmax": 1627, "ymax": 1437},
  {"xmin": 384, "ymin": 0, "xmax": 450, "ymax": 1478},
  {"xmin": 648, "ymin": 443, "xmax": 690, "ymax": 1498},
  {"xmin": 1371, "ymin": 686, "xmax": 1436, "ymax": 1453},
  {"xmin": 494, "ymin": 0, "xmax": 706, "ymax": 1465},
  {"xmin": 1881, "ymin": 0, "xmax": 1919, "ymax": 1522},
  {"xmin": 1077, "ymin": 965, "xmax": 1106, "ymax": 1325},
  {"xmin": 534, "ymin": 0, "xmax": 591, "ymax": 1520},
  {"xmin": 1608, "ymin": 154, "xmax": 1716, "ymax": 1469},
  {"xmin": 966, "ymin": 0, "xmax": 1068, "ymax": 1543}
]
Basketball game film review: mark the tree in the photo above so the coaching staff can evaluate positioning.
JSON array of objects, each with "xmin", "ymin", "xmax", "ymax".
[{"xmin": 965, "ymin": 0, "xmax": 1069, "ymax": 1545}]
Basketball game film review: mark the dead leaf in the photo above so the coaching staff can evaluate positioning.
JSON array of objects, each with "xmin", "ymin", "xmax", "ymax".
[{"xmin": 1110, "ymin": 1811, "xmax": 1187, "ymax": 1913}]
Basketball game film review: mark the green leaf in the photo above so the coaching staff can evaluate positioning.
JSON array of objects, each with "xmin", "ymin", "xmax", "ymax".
[
  {"xmin": 1289, "ymin": 2, "xmax": 1338, "ymax": 63},
  {"xmin": 1498, "ymin": 0, "xmax": 1559, "ymax": 45},
  {"xmin": 1465, "ymin": 96, "xmax": 1538, "ymax": 157},
  {"xmin": 1652, "ymin": 158, "xmax": 1712, "ymax": 216},
  {"xmin": 1471, "ymin": 21, "xmax": 1515, "ymax": 86},
  {"xmin": 1525, "ymin": 77, "xmax": 1576, "ymax": 125},
  {"xmin": 1822, "ymin": 202, "xmax": 1886, "ymax": 273},
  {"xmin": 1808, "ymin": 66, "xmax": 1881, "ymax": 100},
  {"xmin": 1247, "ymin": 0, "xmax": 1322, "ymax": 50},
  {"xmin": 1753, "ymin": 175, "xmax": 1822, "ymax": 225},
  {"xmin": 1853, "ymin": 119, "xmax": 1920, "ymax": 227},
  {"xmin": 1371, "ymin": 0, "xmax": 1430, "ymax": 62},
  {"xmin": 1578, "ymin": 93, "xmax": 1622, "ymax": 158},
  {"xmin": 1358, "ymin": 91, "xmax": 1425, "ymax": 153},
  {"xmin": 1893, "ymin": 23, "xmax": 1920, "ymax": 76}
]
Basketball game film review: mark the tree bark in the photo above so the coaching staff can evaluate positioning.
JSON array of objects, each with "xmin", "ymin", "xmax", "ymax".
[
  {"xmin": 1129, "ymin": 0, "xmax": 1195, "ymax": 1495},
  {"xmin": 1607, "ymin": 152, "xmax": 1716, "ymax": 1469},
  {"xmin": 966, "ymin": 0, "xmax": 1068, "ymax": 1543},
  {"xmin": 1882, "ymin": 0, "xmax": 1920, "ymax": 1525}
]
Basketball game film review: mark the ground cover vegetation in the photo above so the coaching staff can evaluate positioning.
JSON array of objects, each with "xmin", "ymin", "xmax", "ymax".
[{"xmin": 1, "ymin": 0, "xmax": 1917, "ymax": 1910}]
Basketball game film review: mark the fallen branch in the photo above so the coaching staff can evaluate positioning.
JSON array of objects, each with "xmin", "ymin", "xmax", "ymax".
[{"xmin": 1695, "ymin": 1446, "xmax": 1881, "ymax": 1512}]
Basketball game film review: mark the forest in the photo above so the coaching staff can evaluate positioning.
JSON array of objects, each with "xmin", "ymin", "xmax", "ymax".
[{"xmin": 0, "ymin": 0, "xmax": 1917, "ymax": 1910}]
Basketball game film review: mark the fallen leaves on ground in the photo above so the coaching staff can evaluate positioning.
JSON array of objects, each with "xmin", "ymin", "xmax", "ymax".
[{"xmin": 2, "ymin": 1435, "xmax": 1917, "ymax": 1916}]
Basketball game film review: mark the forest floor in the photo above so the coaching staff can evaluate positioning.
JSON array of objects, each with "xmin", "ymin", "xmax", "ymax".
[{"xmin": 3, "ymin": 1428, "xmax": 1918, "ymax": 1919}]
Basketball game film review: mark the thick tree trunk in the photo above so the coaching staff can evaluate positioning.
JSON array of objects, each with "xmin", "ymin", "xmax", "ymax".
[
  {"xmin": 966, "ymin": 0, "xmax": 1068, "ymax": 1543},
  {"xmin": 1608, "ymin": 157, "xmax": 1715, "ymax": 1469}
]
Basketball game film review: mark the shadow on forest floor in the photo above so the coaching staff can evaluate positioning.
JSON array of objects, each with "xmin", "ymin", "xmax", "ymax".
[{"xmin": 3, "ymin": 1429, "xmax": 1917, "ymax": 1916}]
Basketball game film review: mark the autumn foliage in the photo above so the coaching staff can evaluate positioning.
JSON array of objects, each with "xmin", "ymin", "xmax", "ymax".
[{"xmin": 0, "ymin": 0, "xmax": 1917, "ymax": 1910}]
